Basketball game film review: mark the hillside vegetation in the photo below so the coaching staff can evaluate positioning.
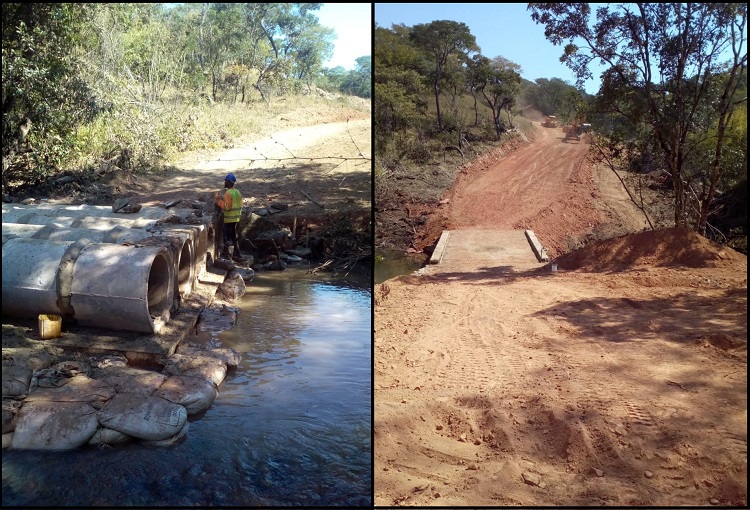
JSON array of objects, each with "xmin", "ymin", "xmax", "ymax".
[{"xmin": 2, "ymin": 3, "xmax": 371, "ymax": 197}]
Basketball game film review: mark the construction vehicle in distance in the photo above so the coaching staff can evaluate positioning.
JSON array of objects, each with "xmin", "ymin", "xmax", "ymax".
[
  {"xmin": 563, "ymin": 115, "xmax": 591, "ymax": 141},
  {"xmin": 541, "ymin": 115, "xmax": 558, "ymax": 128}
]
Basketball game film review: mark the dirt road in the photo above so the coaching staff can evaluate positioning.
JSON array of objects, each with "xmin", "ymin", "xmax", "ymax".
[
  {"xmin": 90, "ymin": 102, "xmax": 371, "ymax": 223},
  {"xmin": 374, "ymin": 123, "xmax": 747, "ymax": 506}
]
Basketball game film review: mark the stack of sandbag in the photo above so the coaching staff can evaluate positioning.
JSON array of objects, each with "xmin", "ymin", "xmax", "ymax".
[
  {"xmin": 175, "ymin": 341, "xmax": 241, "ymax": 368},
  {"xmin": 97, "ymin": 392, "xmax": 188, "ymax": 446},
  {"xmin": 2, "ymin": 364, "xmax": 33, "ymax": 399},
  {"xmin": 11, "ymin": 361, "xmax": 114, "ymax": 450},
  {"xmin": 151, "ymin": 342, "xmax": 241, "ymax": 415},
  {"xmin": 160, "ymin": 353, "xmax": 228, "ymax": 386},
  {"xmin": 90, "ymin": 364, "xmax": 169, "ymax": 397},
  {"xmin": 153, "ymin": 375, "xmax": 217, "ymax": 415},
  {"xmin": 2, "ymin": 358, "xmax": 36, "ymax": 448},
  {"xmin": 6, "ymin": 358, "xmax": 193, "ymax": 450},
  {"xmin": 2, "ymin": 400, "xmax": 22, "ymax": 448}
]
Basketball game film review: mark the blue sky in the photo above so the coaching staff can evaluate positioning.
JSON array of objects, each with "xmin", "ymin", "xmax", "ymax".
[
  {"xmin": 375, "ymin": 3, "xmax": 603, "ymax": 94},
  {"xmin": 317, "ymin": 3, "xmax": 372, "ymax": 70}
]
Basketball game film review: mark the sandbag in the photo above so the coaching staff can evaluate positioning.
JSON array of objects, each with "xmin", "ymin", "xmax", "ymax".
[
  {"xmin": 88, "ymin": 354, "xmax": 129, "ymax": 370},
  {"xmin": 141, "ymin": 420, "xmax": 189, "ymax": 447},
  {"xmin": 176, "ymin": 341, "xmax": 241, "ymax": 368},
  {"xmin": 2, "ymin": 399, "xmax": 22, "ymax": 433},
  {"xmin": 153, "ymin": 375, "xmax": 217, "ymax": 414},
  {"xmin": 87, "ymin": 426, "xmax": 131, "ymax": 448},
  {"xmin": 28, "ymin": 360, "xmax": 90, "ymax": 394},
  {"xmin": 91, "ymin": 366, "xmax": 168, "ymax": 396},
  {"xmin": 161, "ymin": 353, "xmax": 227, "ymax": 386},
  {"xmin": 97, "ymin": 393, "xmax": 187, "ymax": 441},
  {"xmin": 25, "ymin": 374, "xmax": 115, "ymax": 410},
  {"xmin": 2, "ymin": 364, "xmax": 32, "ymax": 397},
  {"xmin": 11, "ymin": 401, "xmax": 99, "ymax": 450},
  {"xmin": 209, "ymin": 347, "xmax": 241, "ymax": 368},
  {"xmin": 50, "ymin": 360, "xmax": 91, "ymax": 377}
]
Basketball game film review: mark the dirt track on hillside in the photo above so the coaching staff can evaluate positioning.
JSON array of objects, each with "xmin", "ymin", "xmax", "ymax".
[
  {"xmin": 112, "ymin": 107, "xmax": 371, "ymax": 224},
  {"xmin": 374, "ymin": 123, "xmax": 748, "ymax": 507}
]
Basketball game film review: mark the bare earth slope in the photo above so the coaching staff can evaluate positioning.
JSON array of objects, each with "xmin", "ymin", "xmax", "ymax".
[
  {"xmin": 60, "ymin": 101, "xmax": 371, "ymax": 223},
  {"xmin": 374, "ymin": 123, "xmax": 747, "ymax": 507}
]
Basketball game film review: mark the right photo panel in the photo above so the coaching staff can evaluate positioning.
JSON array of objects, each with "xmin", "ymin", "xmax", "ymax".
[{"xmin": 373, "ymin": 3, "xmax": 749, "ymax": 507}]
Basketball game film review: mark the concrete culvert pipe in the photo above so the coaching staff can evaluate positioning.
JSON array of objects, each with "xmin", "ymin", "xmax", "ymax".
[
  {"xmin": 151, "ymin": 225, "xmax": 206, "ymax": 287},
  {"xmin": 10, "ymin": 213, "xmax": 155, "ymax": 230},
  {"xmin": 2, "ymin": 223, "xmax": 56, "ymax": 239},
  {"xmin": 70, "ymin": 216, "xmax": 156, "ymax": 230},
  {"xmin": 13, "ymin": 214, "xmax": 80, "ymax": 227},
  {"xmin": 70, "ymin": 243, "xmax": 175, "ymax": 333},
  {"xmin": 109, "ymin": 228, "xmax": 195, "ymax": 299},
  {"xmin": 31, "ymin": 225, "xmax": 116, "ymax": 243},
  {"xmin": 3, "ymin": 204, "xmax": 196, "ymax": 221},
  {"xmin": 2, "ymin": 238, "xmax": 175, "ymax": 333},
  {"xmin": 2, "ymin": 238, "xmax": 78, "ymax": 318},
  {"xmin": 206, "ymin": 224, "xmax": 216, "ymax": 267}
]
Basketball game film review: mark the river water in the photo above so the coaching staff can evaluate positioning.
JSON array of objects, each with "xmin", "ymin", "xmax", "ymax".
[
  {"xmin": 2, "ymin": 268, "xmax": 372, "ymax": 507},
  {"xmin": 375, "ymin": 249, "xmax": 427, "ymax": 284}
]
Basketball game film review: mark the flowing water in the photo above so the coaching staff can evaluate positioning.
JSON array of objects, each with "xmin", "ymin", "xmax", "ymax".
[{"xmin": 2, "ymin": 268, "xmax": 372, "ymax": 507}]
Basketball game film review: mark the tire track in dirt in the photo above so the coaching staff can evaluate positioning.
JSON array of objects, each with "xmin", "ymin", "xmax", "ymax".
[{"xmin": 450, "ymin": 128, "xmax": 590, "ymax": 229}]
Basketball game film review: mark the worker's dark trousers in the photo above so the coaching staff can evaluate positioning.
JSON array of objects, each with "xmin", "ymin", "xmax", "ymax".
[{"xmin": 223, "ymin": 222, "xmax": 239, "ymax": 255}]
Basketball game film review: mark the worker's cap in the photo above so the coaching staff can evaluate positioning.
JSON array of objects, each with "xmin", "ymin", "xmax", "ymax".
[{"xmin": 225, "ymin": 173, "xmax": 237, "ymax": 183}]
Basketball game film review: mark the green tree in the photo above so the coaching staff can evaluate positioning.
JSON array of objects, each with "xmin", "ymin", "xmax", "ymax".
[
  {"xmin": 523, "ymin": 77, "xmax": 577, "ymax": 117},
  {"xmin": 409, "ymin": 20, "xmax": 479, "ymax": 130},
  {"xmin": 374, "ymin": 24, "xmax": 429, "ymax": 152},
  {"xmin": 471, "ymin": 55, "xmax": 522, "ymax": 137},
  {"xmin": 529, "ymin": 2, "xmax": 748, "ymax": 233},
  {"xmin": 341, "ymin": 56, "xmax": 372, "ymax": 98},
  {"xmin": 2, "ymin": 3, "xmax": 94, "ymax": 188}
]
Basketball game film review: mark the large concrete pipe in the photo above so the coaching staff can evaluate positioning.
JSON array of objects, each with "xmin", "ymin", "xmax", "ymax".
[
  {"xmin": 108, "ymin": 228, "xmax": 195, "ymax": 299},
  {"xmin": 70, "ymin": 242, "xmax": 175, "ymax": 333},
  {"xmin": 9, "ymin": 213, "xmax": 155, "ymax": 230},
  {"xmin": 2, "ymin": 237, "xmax": 175, "ymax": 334},
  {"xmin": 30, "ymin": 225, "xmax": 195, "ymax": 300},
  {"xmin": 3, "ymin": 204, "xmax": 195, "ymax": 221},
  {"xmin": 70, "ymin": 216, "xmax": 157, "ymax": 230},
  {"xmin": 2, "ymin": 238, "xmax": 78, "ymax": 317},
  {"xmin": 11, "ymin": 215, "xmax": 80, "ymax": 227},
  {"xmin": 2, "ymin": 223, "xmax": 62, "ymax": 239},
  {"xmin": 30, "ymin": 225, "xmax": 115, "ymax": 243}
]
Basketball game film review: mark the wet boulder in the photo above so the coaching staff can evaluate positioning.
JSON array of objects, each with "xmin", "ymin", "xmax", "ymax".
[{"xmin": 217, "ymin": 272, "xmax": 246, "ymax": 301}]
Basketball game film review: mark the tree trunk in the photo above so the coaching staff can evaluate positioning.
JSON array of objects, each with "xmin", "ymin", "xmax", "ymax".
[{"xmin": 434, "ymin": 81, "xmax": 442, "ymax": 130}]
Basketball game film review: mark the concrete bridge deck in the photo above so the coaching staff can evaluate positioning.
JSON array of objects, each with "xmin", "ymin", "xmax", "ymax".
[{"xmin": 422, "ymin": 228, "xmax": 548, "ymax": 275}]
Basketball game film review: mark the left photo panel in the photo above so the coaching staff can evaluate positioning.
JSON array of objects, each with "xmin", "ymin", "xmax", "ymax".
[{"xmin": 2, "ymin": 2, "xmax": 373, "ymax": 507}]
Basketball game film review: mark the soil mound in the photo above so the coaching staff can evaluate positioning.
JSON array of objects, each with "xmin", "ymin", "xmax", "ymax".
[{"xmin": 555, "ymin": 227, "xmax": 747, "ymax": 272}]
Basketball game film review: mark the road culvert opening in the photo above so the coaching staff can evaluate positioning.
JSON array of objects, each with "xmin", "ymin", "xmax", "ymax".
[
  {"xmin": 147, "ymin": 251, "xmax": 173, "ymax": 317},
  {"xmin": 177, "ymin": 240, "xmax": 194, "ymax": 297}
]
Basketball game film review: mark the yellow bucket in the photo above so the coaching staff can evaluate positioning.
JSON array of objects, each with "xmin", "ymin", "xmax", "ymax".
[{"xmin": 38, "ymin": 314, "xmax": 62, "ymax": 339}]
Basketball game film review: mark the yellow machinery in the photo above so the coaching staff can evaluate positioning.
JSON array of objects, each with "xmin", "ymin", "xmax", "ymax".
[{"xmin": 564, "ymin": 115, "xmax": 590, "ymax": 140}]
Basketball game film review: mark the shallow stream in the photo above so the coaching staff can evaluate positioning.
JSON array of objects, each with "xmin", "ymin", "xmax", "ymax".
[
  {"xmin": 2, "ymin": 268, "xmax": 372, "ymax": 506},
  {"xmin": 375, "ymin": 249, "xmax": 428, "ymax": 284}
]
